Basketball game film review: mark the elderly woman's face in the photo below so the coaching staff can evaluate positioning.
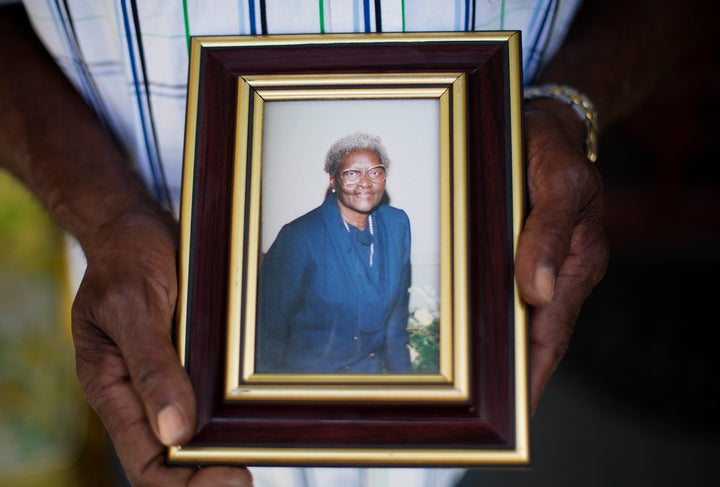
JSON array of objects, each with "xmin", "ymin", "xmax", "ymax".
[{"xmin": 330, "ymin": 149, "xmax": 386, "ymax": 218}]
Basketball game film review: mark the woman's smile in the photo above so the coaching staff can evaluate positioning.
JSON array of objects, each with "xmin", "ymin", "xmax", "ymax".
[{"xmin": 330, "ymin": 149, "xmax": 387, "ymax": 229}]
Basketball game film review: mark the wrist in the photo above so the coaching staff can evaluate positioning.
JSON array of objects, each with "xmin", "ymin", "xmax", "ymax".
[
  {"xmin": 524, "ymin": 84, "xmax": 599, "ymax": 162},
  {"xmin": 524, "ymin": 97, "xmax": 586, "ymax": 149},
  {"xmin": 33, "ymin": 157, "xmax": 171, "ymax": 256},
  {"xmin": 83, "ymin": 203, "xmax": 178, "ymax": 263},
  {"xmin": 91, "ymin": 197, "xmax": 176, "ymax": 246}
]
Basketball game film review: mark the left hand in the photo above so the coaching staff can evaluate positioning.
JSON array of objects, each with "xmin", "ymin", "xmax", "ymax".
[{"xmin": 516, "ymin": 98, "xmax": 610, "ymax": 413}]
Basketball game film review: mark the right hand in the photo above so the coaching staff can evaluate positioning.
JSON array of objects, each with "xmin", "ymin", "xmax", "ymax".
[{"xmin": 71, "ymin": 209, "xmax": 253, "ymax": 487}]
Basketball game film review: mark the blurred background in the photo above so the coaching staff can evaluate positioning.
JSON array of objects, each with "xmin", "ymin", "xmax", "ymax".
[
  {"xmin": 459, "ymin": 19, "xmax": 720, "ymax": 487},
  {"xmin": 1, "ymin": 14, "xmax": 718, "ymax": 487},
  {"xmin": 0, "ymin": 171, "xmax": 116, "ymax": 486}
]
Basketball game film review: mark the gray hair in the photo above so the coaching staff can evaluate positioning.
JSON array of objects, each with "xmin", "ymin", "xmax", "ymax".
[{"xmin": 324, "ymin": 132, "xmax": 391, "ymax": 175}]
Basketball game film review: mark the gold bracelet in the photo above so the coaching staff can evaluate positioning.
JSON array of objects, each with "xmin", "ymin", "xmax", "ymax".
[{"xmin": 524, "ymin": 84, "xmax": 599, "ymax": 162}]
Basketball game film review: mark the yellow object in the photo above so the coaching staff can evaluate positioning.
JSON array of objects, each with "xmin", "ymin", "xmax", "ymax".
[{"xmin": 0, "ymin": 170, "xmax": 113, "ymax": 486}]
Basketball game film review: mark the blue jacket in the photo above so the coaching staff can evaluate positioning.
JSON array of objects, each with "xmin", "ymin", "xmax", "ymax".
[{"xmin": 256, "ymin": 194, "xmax": 412, "ymax": 373}]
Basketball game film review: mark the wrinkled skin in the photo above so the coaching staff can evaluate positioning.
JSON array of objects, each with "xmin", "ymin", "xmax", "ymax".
[
  {"xmin": 519, "ymin": 101, "xmax": 609, "ymax": 412},
  {"xmin": 67, "ymin": 101, "xmax": 607, "ymax": 486},
  {"xmin": 71, "ymin": 211, "xmax": 254, "ymax": 487},
  {"xmin": 26, "ymin": 0, "xmax": 714, "ymax": 480}
]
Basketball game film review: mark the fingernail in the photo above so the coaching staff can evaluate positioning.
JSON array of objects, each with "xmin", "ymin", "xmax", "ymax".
[
  {"xmin": 157, "ymin": 404, "xmax": 186, "ymax": 446},
  {"xmin": 534, "ymin": 265, "xmax": 555, "ymax": 303}
]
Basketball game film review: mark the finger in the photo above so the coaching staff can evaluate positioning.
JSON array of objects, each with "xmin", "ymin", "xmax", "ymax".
[
  {"xmin": 87, "ymin": 273, "xmax": 195, "ymax": 447},
  {"xmin": 125, "ymin": 322, "xmax": 197, "ymax": 448},
  {"xmin": 74, "ymin": 325, "xmax": 252, "ymax": 486},
  {"xmin": 190, "ymin": 467, "xmax": 255, "ymax": 487},
  {"xmin": 516, "ymin": 158, "xmax": 601, "ymax": 305},
  {"xmin": 516, "ymin": 108, "xmax": 609, "ymax": 411},
  {"xmin": 77, "ymin": 214, "xmax": 197, "ymax": 447},
  {"xmin": 526, "ymin": 207, "xmax": 609, "ymax": 412},
  {"xmin": 526, "ymin": 255, "xmax": 590, "ymax": 412},
  {"xmin": 516, "ymin": 102, "xmax": 601, "ymax": 305},
  {"xmin": 528, "ymin": 304, "xmax": 568, "ymax": 414}
]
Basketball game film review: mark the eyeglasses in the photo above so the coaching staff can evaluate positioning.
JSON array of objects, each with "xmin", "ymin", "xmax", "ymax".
[{"xmin": 338, "ymin": 165, "xmax": 387, "ymax": 186}]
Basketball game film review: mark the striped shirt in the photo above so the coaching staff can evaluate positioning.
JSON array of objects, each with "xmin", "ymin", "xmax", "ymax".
[
  {"xmin": 21, "ymin": 0, "xmax": 581, "ymax": 218},
  {"xmin": 18, "ymin": 2, "xmax": 582, "ymax": 486}
]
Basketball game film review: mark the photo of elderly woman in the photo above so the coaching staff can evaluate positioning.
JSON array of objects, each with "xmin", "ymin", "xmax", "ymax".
[{"xmin": 256, "ymin": 132, "xmax": 413, "ymax": 374}]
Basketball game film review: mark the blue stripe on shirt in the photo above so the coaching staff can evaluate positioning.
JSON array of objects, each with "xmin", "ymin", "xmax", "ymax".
[
  {"xmin": 524, "ymin": 0, "xmax": 556, "ymax": 78},
  {"xmin": 49, "ymin": 0, "xmax": 109, "ymax": 127},
  {"xmin": 248, "ymin": 0, "xmax": 257, "ymax": 34},
  {"xmin": 119, "ymin": 0, "xmax": 173, "ymax": 211},
  {"xmin": 363, "ymin": 0, "xmax": 371, "ymax": 31}
]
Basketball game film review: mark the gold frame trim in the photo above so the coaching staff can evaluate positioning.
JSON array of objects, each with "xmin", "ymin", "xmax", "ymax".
[
  {"xmin": 169, "ymin": 444, "xmax": 529, "ymax": 467},
  {"xmin": 507, "ymin": 31, "xmax": 530, "ymax": 458},
  {"xmin": 174, "ymin": 31, "xmax": 529, "ymax": 467},
  {"xmin": 223, "ymin": 73, "xmax": 469, "ymax": 403},
  {"xmin": 191, "ymin": 31, "xmax": 518, "ymax": 49}
]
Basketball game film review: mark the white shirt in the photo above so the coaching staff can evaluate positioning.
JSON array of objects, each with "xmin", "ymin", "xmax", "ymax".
[
  {"xmin": 19, "ymin": 1, "xmax": 582, "ymax": 485},
  {"xmin": 21, "ymin": 0, "xmax": 581, "ymax": 217}
]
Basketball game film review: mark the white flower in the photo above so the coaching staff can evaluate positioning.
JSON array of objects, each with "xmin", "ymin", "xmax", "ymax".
[
  {"xmin": 407, "ymin": 345, "xmax": 419, "ymax": 363},
  {"xmin": 413, "ymin": 306, "xmax": 435, "ymax": 326}
]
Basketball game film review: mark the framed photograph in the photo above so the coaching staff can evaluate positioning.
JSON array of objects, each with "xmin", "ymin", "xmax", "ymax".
[{"xmin": 171, "ymin": 32, "xmax": 527, "ymax": 467}]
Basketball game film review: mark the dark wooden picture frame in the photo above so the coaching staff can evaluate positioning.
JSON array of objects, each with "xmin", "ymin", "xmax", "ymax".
[{"xmin": 171, "ymin": 32, "xmax": 528, "ymax": 467}]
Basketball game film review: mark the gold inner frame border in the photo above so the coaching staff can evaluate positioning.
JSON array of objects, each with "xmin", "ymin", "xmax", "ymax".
[{"xmin": 224, "ymin": 73, "xmax": 470, "ymax": 403}]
